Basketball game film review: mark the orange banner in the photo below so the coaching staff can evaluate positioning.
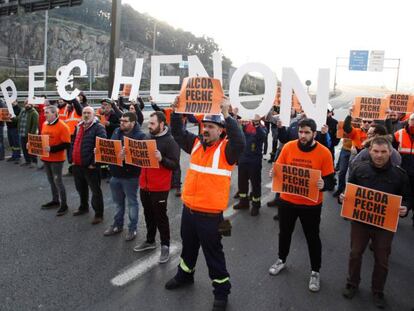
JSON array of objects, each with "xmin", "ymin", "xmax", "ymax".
[
  {"xmin": 0, "ymin": 108, "xmax": 11, "ymax": 122},
  {"xmin": 272, "ymin": 163, "xmax": 321, "ymax": 203},
  {"xmin": 341, "ymin": 183, "xmax": 401, "ymax": 232},
  {"xmin": 386, "ymin": 94, "xmax": 414, "ymax": 114},
  {"xmin": 177, "ymin": 77, "xmax": 223, "ymax": 115},
  {"xmin": 124, "ymin": 137, "xmax": 159, "ymax": 168},
  {"xmin": 28, "ymin": 134, "xmax": 49, "ymax": 157},
  {"xmin": 95, "ymin": 137, "xmax": 123, "ymax": 166},
  {"xmin": 352, "ymin": 97, "xmax": 389, "ymax": 120}
]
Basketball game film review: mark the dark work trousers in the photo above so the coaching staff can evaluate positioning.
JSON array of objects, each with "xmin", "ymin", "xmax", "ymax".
[
  {"xmin": 337, "ymin": 149, "xmax": 351, "ymax": 193},
  {"xmin": 20, "ymin": 136, "xmax": 37, "ymax": 164},
  {"xmin": 263, "ymin": 121, "xmax": 270, "ymax": 155},
  {"xmin": 140, "ymin": 190, "xmax": 170, "ymax": 246},
  {"xmin": 44, "ymin": 161, "xmax": 66, "ymax": 205},
  {"xmin": 72, "ymin": 165, "xmax": 104, "ymax": 217},
  {"xmin": 238, "ymin": 162, "xmax": 262, "ymax": 207},
  {"xmin": 279, "ymin": 205, "xmax": 322, "ymax": 272},
  {"xmin": 176, "ymin": 206, "xmax": 231, "ymax": 300},
  {"xmin": 171, "ymin": 150, "xmax": 181, "ymax": 189},
  {"xmin": 347, "ymin": 222, "xmax": 394, "ymax": 294},
  {"xmin": 409, "ymin": 175, "xmax": 414, "ymax": 223},
  {"xmin": 7, "ymin": 127, "xmax": 20, "ymax": 159}
]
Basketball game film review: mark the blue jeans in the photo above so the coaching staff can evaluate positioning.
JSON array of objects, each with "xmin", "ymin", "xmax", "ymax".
[
  {"xmin": 109, "ymin": 177, "xmax": 139, "ymax": 231},
  {"xmin": 337, "ymin": 149, "xmax": 351, "ymax": 193},
  {"xmin": 7, "ymin": 127, "xmax": 20, "ymax": 159}
]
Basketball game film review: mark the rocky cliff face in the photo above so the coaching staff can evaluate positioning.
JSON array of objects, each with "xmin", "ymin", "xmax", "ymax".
[{"xmin": 0, "ymin": 14, "xmax": 154, "ymax": 78}]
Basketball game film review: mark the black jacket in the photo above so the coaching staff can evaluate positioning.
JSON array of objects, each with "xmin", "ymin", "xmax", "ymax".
[
  {"xmin": 109, "ymin": 123, "xmax": 146, "ymax": 178},
  {"xmin": 103, "ymin": 110, "xmax": 120, "ymax": 139},
  {"xmin": 326, "ymin": 116, "xmax": 340, "ymax": 149},
  {"xmin": 171, "ymin": 112, "xmax": 246, "ymax": 165},
  {"xmin": 6, "ymin": 105, "xmax": 21, "ymax": 129},
  {"xmin": 348, "ymin": 160, "xmax": 412, "ymax": 213},
  {"xmin": 70, "ymin": 120, "xmax": 107, "ymax": 167}
]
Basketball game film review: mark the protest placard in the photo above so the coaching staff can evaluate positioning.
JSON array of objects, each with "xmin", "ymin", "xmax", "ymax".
[
  {"xmin": 352, "ymin": 97, "xmax": 389, "ymax": 120},
  {"xmin": 386, "ymin": 94, "xmax": 414, "ymax": 114},
  {"xmin": 341, "ymin": 183, "xmax": 401, "ymax": 232},
  {"xmin": 124, "ymin": 137, "xmax": 159, "ymax": 168},
  {"xmin": 272, "ymin": 163, "xmax": 321, "ymax": 203},
  {"xmin": 95, "ymin": 137, "xmax": 123, "ymax": 166},
  {"xmin": 176, "ymin": 77, "xmax": 223, "ymax": 115},
  {"xmin": 28, "ymin": 134, "xmax": 49, "ymax": 157}
]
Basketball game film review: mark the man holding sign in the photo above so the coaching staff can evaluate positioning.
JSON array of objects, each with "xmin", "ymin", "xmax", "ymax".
[
  {"xmin": 340, "ymin": 136, "xmax": 412, "ymax": 308},
  {"xmin": 103, "ymin": 112, "xmax": 145, "ymax": 241},
  {"xmin": 71, "ymin": 107, "xmax": 107, "ymax": 224},
  {"xmin": 269, "ymin": 118, "xmax": 335, "ymax": 293},
  {"xmin": 166, "ymin": 97, "xmax": 245, "ymax": 311},
  {"xmin": 40, "ymin": 105, "xmax": 71, "ymax": 216},
  {"xmin": 134, "ymin": 111, "xmax": 180, "ymax": 263}
]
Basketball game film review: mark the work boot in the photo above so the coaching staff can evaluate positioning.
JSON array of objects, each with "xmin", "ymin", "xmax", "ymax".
[
  {"xmin": 73, "ymin": 208, "xmax": 89, "ymax": 216},
  {"xmin": 373, "ymin": 292, "xmax": 386, "ymax": 309},
  {"xmin": 165, "ymin": 277, "xmax": 194, "ymax": 290},
  {"xmin": 250, "ymin": 199, "xmax": 261, "ymax": 216},
  {"xmin": 212, "ymin": 298, "xmax": 227, "ymax": 311},
  {"xmin": 91, "ymin": 216, "xmax": 103, "ymax": 225},
  {"xmin": 41, "ymin": 201, "xmax": 60, "ymax": 210},
  {"xmin": 233, "ymin": 198, "xmax": 249, "ymax": 210},
  {"xmin": 56, "ymin": 204, "xmax": 68, "ymax": 216},
  {"xmin": 342, "ymin": 284, "xmax": 358, "ymax": 299}
]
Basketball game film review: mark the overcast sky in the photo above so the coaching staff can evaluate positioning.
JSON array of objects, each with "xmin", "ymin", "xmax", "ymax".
[{"xmin": 123, "ymin": 0, "xmax": 413, "ymax": 91}]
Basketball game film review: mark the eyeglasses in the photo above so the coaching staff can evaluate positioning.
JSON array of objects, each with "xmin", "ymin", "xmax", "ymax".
[{"xmin": 362, "ymin": 120, "xmax": 372, "ymax": 124}]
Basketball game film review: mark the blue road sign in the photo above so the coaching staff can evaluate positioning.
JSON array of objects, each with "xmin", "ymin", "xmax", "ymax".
[{"xmin": 349, "ymin": 50, "xmax": 369, "ymax": 71}]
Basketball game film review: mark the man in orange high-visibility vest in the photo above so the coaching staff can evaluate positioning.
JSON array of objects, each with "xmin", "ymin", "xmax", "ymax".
[{"xmin": 166, "ymin": 97, "xmax": 245, "ymax": 311}]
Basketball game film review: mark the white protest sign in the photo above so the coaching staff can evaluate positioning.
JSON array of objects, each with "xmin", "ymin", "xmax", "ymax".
[
  {"xmin": 150, "ymin": 55, "xmax": 182, "ymax": 103},
  {"xmin": 368, "ymin": 50, "xmax": 385, "ymax": 72},
  {"xmin": 0, "ymin": 79, "xmax": 17, "ymax": 116},
  {"xmin": 229, "ymin": 62, "xmax": 277, "ymax": 120},
  {"xmin": 56, "ymin": 59, "xmax": 87, "ymax": 100},
  {"xmin": 111, "ymin": 58, "xmax": 144, "ymax": 101},
  {"xmin": 279, "ymin": 68, "xmax": 329, "ymax": 130},
  {"xmin": 188, "ymin": 52, "xmax": 223, "ymax": 85},
  {"xmin": 28, "ymin": 65, "xmax": 46, "ymax": 104}
]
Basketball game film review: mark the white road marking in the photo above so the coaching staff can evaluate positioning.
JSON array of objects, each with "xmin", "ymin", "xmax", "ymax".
[{"xmin": 110, "ymin": 243, "xmax": 180, "ymax": 287}]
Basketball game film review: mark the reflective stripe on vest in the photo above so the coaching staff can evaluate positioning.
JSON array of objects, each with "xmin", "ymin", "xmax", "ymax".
[
  {"xmin": 188, "ymin": 141, "xmax": 232, "ymax": 177},
  {"xmin": 396, "ymin": 129, "xmax": 414, "ymax": 154}
]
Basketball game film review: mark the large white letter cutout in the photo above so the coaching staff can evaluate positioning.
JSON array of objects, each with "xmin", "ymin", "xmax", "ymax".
[
  {"xmin": 28, "ymin": 65, "xmax": 46, "ymax": 104},
  {"xmin": 229, "ymin": 63, "xmax": 277, "ymax": 120},
  {"xmin": 280, "ymin": 68, "xmax": 330, "ymax": 130},
  {"xmin": 56, "ymin": 59, "xmax": 87, "ymax": 101},
  {"xmin": 0, "ymin": 79, "xmax": 17, "ymax": 116},
  {"xmin": 111, "ymin": 58, "xmax": 144, "ymax": 101},
  {"xmin": 187, "ymin": 52, "xmax": 223, "ymax": 84},
  {"xmin": 150, "ymin": 55, "xmax": 182, "ymax": 103}
]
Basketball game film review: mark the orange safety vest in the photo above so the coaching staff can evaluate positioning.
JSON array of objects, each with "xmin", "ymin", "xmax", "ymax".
[
  {"xmin": 64, "ymin": 110, "xmax": 82, "ymax": 136},
  {"xmin": 182, "ymin": 138, "xmax": 235, "ymax": 214},
  {"xmin": 58, "ymin": 106, "xmax": 68, "ymax": 121},
  {"xmin": 395, "ymin": 128, "xmax": 414, "ymax": 154}
]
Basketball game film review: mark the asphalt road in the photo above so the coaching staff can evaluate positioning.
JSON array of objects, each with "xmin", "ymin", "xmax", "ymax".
[{"xmin": 1, "ymin": 91, "xmax": 413, "ymax": 311}]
